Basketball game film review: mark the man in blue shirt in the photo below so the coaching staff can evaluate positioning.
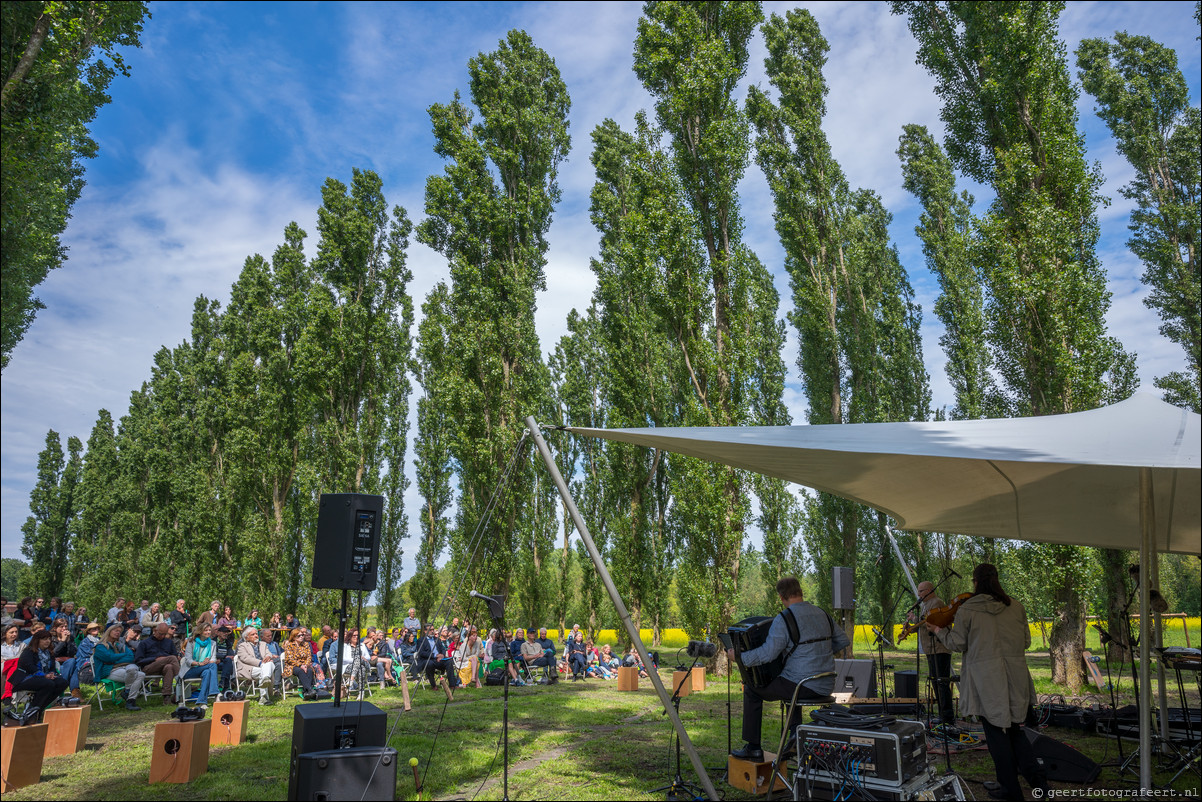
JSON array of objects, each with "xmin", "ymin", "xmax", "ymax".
[{"xmin": 726, "ymin": 576, "xmax": 850, "ymax": 763}]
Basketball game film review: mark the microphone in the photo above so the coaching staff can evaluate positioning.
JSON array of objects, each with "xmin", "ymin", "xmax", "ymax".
[
  {"xmin": 686, "ymin": 640, "xmax": 718, "ymax": 659},
  {"xmin": 469, "ymin": 590, "xmax": 495, "ymax": 603}
]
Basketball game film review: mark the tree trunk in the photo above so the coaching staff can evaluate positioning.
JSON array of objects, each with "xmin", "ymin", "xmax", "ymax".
[
  {"xmin": 1099, "ymin": 548, "xmax": 1132, "ymax": 663},
  {"xmin": 1049, "ymin": 586, "xmax": 1086, "ymax": 693}
]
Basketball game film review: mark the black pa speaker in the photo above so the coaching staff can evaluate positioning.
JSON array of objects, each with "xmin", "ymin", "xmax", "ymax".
[
  {"xmin": 894, "ymin": 669, "xmax": 918, "ymax": 698},
  {"xmin": 312, "ymin": 493, "xmax": 383, "ymax": 591},
  {"xmin": 833, "ymin": 658, "xmax": 877, "ymax": 698},
  {"xmin": 291, "ymin": 747, "xmax": 398, "ymax": 801},
  {"xmin": 1023, "ymin": 728, "xmax": 1101, "ymax": 783},
  {"xmin": 288, "ymin": 701, "xmax": 388, "ymax": 800},
  {"xmin": 832, "ymin": 566, "xmax": 854, "ymax": 609}
]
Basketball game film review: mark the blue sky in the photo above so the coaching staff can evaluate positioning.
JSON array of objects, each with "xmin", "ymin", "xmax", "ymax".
[{"xmin": 2, "ymin": 1, "xmax": 1198, "ymax": 563}]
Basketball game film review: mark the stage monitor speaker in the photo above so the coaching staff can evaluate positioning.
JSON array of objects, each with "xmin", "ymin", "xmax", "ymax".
[
  {"xmin": 311, "ymin": 493, "xmax": 383, "ymax": 591},
  {"xmin": 1023, "ymin": 729, "xmax": 1101, "ymax": 783},
  {"xmin": 894, "ymin": 669, "xmax": 918, "ymax": 699},
  {"xmin": 291, "ymin": 747, "xmax": 397, "ymax": 801},
  {"xmin": 832, "ymin": 566, "xmax": 854, "ymax": 609},
  {"xmin": 833, "ymin": 658, "xmax": 877, "ymax": 698},
  {"xmin": 288, "ymin": 701, "xmax": 388, "ymax": 800}
]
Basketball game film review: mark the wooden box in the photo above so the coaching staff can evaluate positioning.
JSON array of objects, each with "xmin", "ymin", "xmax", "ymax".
[
  {"xmin": 691, "ymin": 665, "xmax": 706, "ymax": 692},
  {"xmin": 727, "ymin": 751, "xmax": 786, "ymax": 795},
  {"xmin": 210, "ymin": 700, "xmax": 249, "ymax": 746},
  {"xmin": 617, "ymin": 665, "xmax": 639, "ymax": 691},
  {"xmin": 150, "ymin": 718, "xmax": 211, "ymax": 784},
  {"xmin": 43, "ymin": 705, "xmax": 89, "ymax": 756},
  {"xmin": 671, "ymin": 670, "xmax": 692, "ymax": 698},
  {"xmin": 1, "ymin": 722, "xmax": 47, "ymax": 789}
]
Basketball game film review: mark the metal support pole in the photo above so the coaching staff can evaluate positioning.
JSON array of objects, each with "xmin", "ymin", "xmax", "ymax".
[
  {"xmin": 1150, "ymin": 542, "xmax": 1170, "ymax": 743},
  {"xmin": 886, "ymin": 523, "xmax": 921, "ymax": 601},
  {"xmin": 1139, "ymin": 468, "xmax": 1154, "ymax": 792},
  {"xmin": 527, "ymin": 417, "xmax": 719, "ymax": 801}
]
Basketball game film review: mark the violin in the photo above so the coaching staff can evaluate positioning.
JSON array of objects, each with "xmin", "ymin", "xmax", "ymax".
[{"xmin": 898, "ymin": 592, "xmax": 974, "ymax": 641}]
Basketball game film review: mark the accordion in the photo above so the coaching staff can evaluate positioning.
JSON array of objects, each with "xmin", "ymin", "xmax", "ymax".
[{"xmin": 725, "ymin": 616, "xmax": 782, "ymax": 689}]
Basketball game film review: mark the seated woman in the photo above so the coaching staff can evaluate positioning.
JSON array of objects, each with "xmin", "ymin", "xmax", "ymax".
[
  {"xmin": 70, "ymin": 622, "xmax": 102, "ymax": 693},
  {"xmin": 566, "ymin": 632, "xmax": 588, "ymax": 680},
  {"xmin": 453, "ymin": 630, "xmax": 485, "ymax": 689},
  {"xmin": 8, "ymin": 630, "xmax": 69, "ymax": 723},
  {"xmin": 368, "ymin": 630, "xmax": 397, "ymax": 686},
  {"xmin": 50, "ymin": 619, "xmax": 79, "ymax": 696},
  {"xmin": 600, "ymin": 643, "xmax": 620, "ymax": 669},
  {"xmin": 282, "ymin": 628, "xmax": 320, "ymax": 698},
  {"xmin": 216, "ymin": 605, "xmax": 238, "ymax": 631},
  {"xmin": 95, "ymin": 624, "xmax": 145, "ymax": 709},
  {"xmin": 340, "ymin": 630, "xmax": 371, "ymax": 692},
  {"xmin": 397, "ymin": 630, "xmax": 417, "ymax": 678},
  {"xmin": 180, "ymin": 622, "xmax": 221, "ymax": 709},
  {"xmin": 244, "ymin": 609, "xmax": 264, "ymax": 629}
]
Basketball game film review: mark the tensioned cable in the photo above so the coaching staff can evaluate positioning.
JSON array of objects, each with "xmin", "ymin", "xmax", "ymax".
[{"xmin": 417, "ymin": 430, "xmax": 532, "ymax": 793}]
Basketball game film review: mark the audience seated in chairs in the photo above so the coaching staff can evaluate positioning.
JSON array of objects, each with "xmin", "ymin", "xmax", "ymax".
[
  {"xmin": 180, "ymin": 622, "xmax": 221, "ymax": 709},
  {"xmin": 366, "ymin": 628, "xmax": 398, "ymax": 687},
  {"xmin": 95, "ymin": 624, "xmax": 145, "ymax": 709},
  {"xmin": 7, "ymin": 630, "xmax": 68, "ymax": 724},
  {"xmin": 453, "ymin": 629, "xmax": 485, "ymax": 689},
  {"xmin": 414, "ymin": 624, "xmax": 458, "ymax": 691},
  {"xmin": 566, "ymin": 632, "xmax": 587, "ymax": 680},
  {"xmin": 282, "ymin": 628, "xmax": 320, "ymax": 698},
  {"xmin": 522, "ymin": 628, "xmax": 557, "ymax": 684},
  {"xmin": 134, "ymin": 622, "xmax": 180, "ymax": 704},
  {"xmin": 236, "ymin": 626, "xmax": 282, "ymax": 704},
  {"xmin": 139, "ymin": 602, "xmax": 166, "ymax": 635}
]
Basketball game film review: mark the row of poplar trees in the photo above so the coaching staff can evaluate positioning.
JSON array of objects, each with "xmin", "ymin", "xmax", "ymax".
[{"xmin": 19, "ymin": 3, "xmax": 1199, "ymax": 691}]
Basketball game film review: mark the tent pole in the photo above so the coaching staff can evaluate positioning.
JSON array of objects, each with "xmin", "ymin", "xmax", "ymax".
[
  {"xmin": 526, "ymin": 417, "xmax": 719, "ymax": 801},
  {"xmin": 1150, "ymin": 543, "xmax": 1169, "ymax": 743},
  {"xmin": 885, "ymin": 524, "xmax": 921, "ymax": 600},
  {"xmin": 1138, "ymin": 468, "xmax": 1153, "ymax": 791}
]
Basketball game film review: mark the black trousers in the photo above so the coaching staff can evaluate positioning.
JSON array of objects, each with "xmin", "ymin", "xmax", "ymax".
[
  {"xmin": 980, "ymin": 719, "xmax": 1048, "ymax": 799},
  {"xmin": 291, "ymin": 665, "xmax": 316, "ymax": 692},
  {"xmin": 742, "ymin": 676, "xmax": 827, "ymax": 747},
  {"xmin": 14, "ymin": 674, "xmax": 69, "ymax": 713},
  {"xmin": 926, "ymin": 652, "xmax": 954, "ymax": 721}
]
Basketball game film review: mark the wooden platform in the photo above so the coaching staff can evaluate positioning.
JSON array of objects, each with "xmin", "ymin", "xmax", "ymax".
[
  {"xmin": 727, "ymin": 751, "xmax": 786, "ymax": 795},
  {"xmin": 2, "ymin": 723, "xmax": 48, "ymax": 790},
  {"xmin": 43, "ymin": 706, "xmax": 89, "ymax": 756}
]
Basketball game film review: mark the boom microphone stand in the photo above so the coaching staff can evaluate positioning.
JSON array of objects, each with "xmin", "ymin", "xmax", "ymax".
[
  {"xmin": 652, "ymin": 644, "xmax": 712, "ymax": 801},
  {"xmin": 472, "ymin": 591, "xmax": 513, "ymax": 801}
]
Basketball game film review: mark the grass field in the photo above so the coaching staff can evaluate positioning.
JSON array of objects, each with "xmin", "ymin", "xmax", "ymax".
[{"xmin": 4, "ymin": 650, "xmax": 1199, "ymax": 800}]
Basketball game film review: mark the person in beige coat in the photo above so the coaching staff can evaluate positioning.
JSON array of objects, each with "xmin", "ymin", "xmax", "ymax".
[
  {"xmin": 235, "ymin": 627, "xmax": 281, "ymax": 704},
  {"xmin": 929, "ymin": 563, "xmax": 1048, "ymax": 800}
]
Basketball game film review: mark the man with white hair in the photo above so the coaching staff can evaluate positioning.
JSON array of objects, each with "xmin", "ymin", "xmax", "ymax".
[
  {"xmin": 403, "ymin": 608, "xmax": 420, "ymax": 632},
  {"xmin": 909, "ymin": 580, "xmax": 955, "ymax": 724},
  {"xmin": 236, "ymin": 626, "xmax": 281, "ymax": 704}
]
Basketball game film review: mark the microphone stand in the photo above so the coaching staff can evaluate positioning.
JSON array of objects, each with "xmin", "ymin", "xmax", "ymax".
[
  {"xmin": 474, "ymin": 592, "xmax": 512, "ymax": 801},
  {"xmin": 651, "ymin": 649, "xmax": 706, "ymax": 800}
]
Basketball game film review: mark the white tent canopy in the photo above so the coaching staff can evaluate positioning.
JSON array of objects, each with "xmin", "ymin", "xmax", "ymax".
[{"xmin": 568, "ymin": 393, "xmax": 1201, "ymax": 555}]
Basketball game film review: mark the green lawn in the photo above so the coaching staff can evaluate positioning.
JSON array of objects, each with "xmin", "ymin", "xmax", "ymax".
[{"xmin": 5, "ymin": 656, "xmax": 1199, "ymax": 800}]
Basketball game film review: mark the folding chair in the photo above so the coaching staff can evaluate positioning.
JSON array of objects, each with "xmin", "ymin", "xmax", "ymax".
[{"xmin": 81, "ymin": 657, "xmax": 124, "ymax": 711}]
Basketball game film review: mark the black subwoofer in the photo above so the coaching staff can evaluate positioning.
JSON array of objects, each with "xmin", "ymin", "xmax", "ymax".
[{"xmin": 290, "ymin": 746, "xmax": 397, "ymax": 801}]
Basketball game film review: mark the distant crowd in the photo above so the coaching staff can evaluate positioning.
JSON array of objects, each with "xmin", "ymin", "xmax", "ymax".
[{"xmin": 1, "ymin": 595, "xmax": 653, "ymax": 724}]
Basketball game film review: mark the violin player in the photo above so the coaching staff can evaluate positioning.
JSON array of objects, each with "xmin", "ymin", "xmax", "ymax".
[
  {"xmin": 926, "ymin": 563, "xmax": 1048, "ymax": 800},
  {"xmin": 907, "ymin": 580, "xmax": 955, "ymax": 724}
]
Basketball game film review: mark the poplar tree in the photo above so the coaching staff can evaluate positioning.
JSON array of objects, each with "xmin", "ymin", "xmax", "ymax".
[
  {"xmin": 418, "ymin": 30, "xmax": 569, "ymax": 602},
  {"xmin": 633, "ymin": 1, "xmax": 791, "ymax": 663},
  {"xmin": 20, "ymin": 430, "xmax": 81, "ymax": 597},
  {"xmin": 748, "ymin": 8, "xmax": 930, "ymax": 645},
  {"xmin": 893, "ymin": 0, "xmax": 1138, "ymax": 690},
  {"xmin": 1077, "ymin": 33, "xmax": 1200, "ymax": 412}
]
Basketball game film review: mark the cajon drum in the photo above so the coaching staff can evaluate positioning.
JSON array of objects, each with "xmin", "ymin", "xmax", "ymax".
[
  {"xmin": 1, "ymin": 723, "xmax": 47, "ymax": 790},
  {"xmin": 727, "ymin": 751, "xmax": 786, "ymax": 795},
  {"xmin": 617, "ymin": 665, "xmax": 639, "ymax": 690},
  {"xmin": 671, "ymin": 670, "xmax": 692, "ymax": 698},
  {"xmin": 210, "ymin": 700, "xmax": 249, "ymax": 746},
  {"xmin": 691, "ymin": 665, "xmax": 706, "ymax": 692},
  {"xmin": 150, "ymin": 718, "xmax": 211, "ymax": 783},
  {"xmin": 43, "ymin": 705, "xmax": 89, "ymax": 756}
]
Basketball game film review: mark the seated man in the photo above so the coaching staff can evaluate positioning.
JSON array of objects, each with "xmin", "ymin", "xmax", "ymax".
[
  {"xmin": 134, "ymin": 623, "xmax": 181, "ymax": 704},
  {"xmin": 522, "ymin": 628, "xmax": 556, "ymax": 683},
  {"xmin": 725, "ymin": 576, "xmax": 850, "ymax": 762},
  {"xmin": 367, "ymin": 629, "xmax": 396, "ymax": 686},
  {"xmin": 236, "ymin": 627, "xmax": 281, "ymax": 704},
  {"xmin": 214, "ymin": 625, "xmax": 237, "ymax": 691},
  {"xmin": 414, "ymin": 623, "xmax": 457, "ymax": 690}
]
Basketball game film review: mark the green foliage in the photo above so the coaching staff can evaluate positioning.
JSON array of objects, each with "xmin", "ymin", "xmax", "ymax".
[
  {"xmin": 0, "ymin": 558, "xmax": 27, "ymax": 599},
  {"xmin": 0, "ymin": 1, "xmax": 149, "ymax": 369},
  {"xmin": 20, "ymin": 430, "xmax": 81, "ymax": 598},
  {"xmin": 1077, "ymin": 33, "xmax": 1200, "ymax": 411},
  {"xmin": 417, "ymin": 29, "xmax": 569, "ymax": 610}
]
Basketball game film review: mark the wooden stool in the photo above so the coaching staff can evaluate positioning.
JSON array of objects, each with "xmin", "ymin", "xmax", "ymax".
[
  {"xmin": 617, "ymin": 665, "xmax": 639, "ymax": 690},
  {"xmin": 671, "ymin": 670, "xmax": 692, "ymax": 698},
  {"xmin": 210, "ymin": 700, "xmax": 249, "ymax": 746},
  {"xmin": 43, "ymin": 705, "xmax": 90, "ymax": 756},
  {"xmin": 1, "ymin": 723, "xmax": 47, "ymax": 790},
  {"xmin": 150, "ymin": 718, "xmax": 211, "ymax": 783},
  {"xmin": 691, "ymin": 665, "xmax": 706, "ymax": 692},
  {"xmin": 727, "ymin": 750, "xmax": 786, "ymax": 795}
]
